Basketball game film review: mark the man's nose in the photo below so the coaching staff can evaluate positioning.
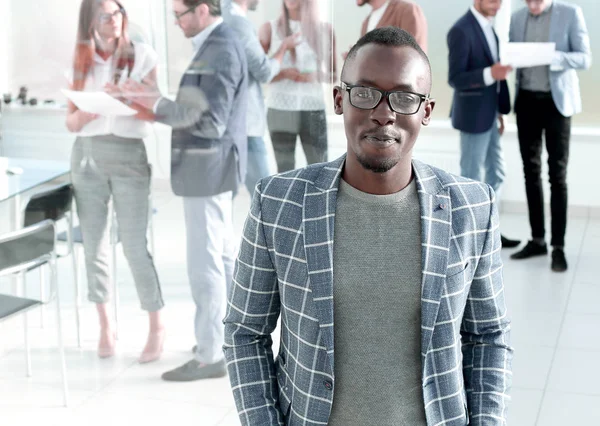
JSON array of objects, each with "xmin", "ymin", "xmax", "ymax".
[{"xmin": 370, "ymin": 97, "xmax": 396, "ymax": 126}]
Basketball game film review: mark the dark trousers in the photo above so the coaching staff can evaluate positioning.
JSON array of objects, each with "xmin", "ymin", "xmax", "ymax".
[
  {"xmin": 515, "ymin": 90, "xmax": 571, "ymax": 247},
  {"xmin": 267, "ymin": 108, "xmax": 328, "ymax": 173}
]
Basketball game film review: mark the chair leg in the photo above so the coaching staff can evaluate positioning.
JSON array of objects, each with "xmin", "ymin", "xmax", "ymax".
[
  {"xmin": 22, "ymin": 272, "xmax": 31, "ymax": 377},
  {"xmin": 51, "ymin": 260, "xmax": 69, "ymax": 407},
  {"xmin": 112, "ymin": 241, "xmax": 119, "ymax": 340},
  {"xmin": 74, "ymin": 246, "xmax": 82, "ymax": 349},
  {"xmin": 109, "ymin": 204, "xmax": 119, "ymax": 341},
  {"xmin": 40, "ymin": 267, "xmax": 46, "ymax": 328}
]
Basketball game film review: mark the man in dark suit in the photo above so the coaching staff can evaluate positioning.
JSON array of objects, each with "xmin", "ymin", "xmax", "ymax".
[
  {"xmin": 447, "ymin": 0, "xmax": 519, "ymax": 248},
  {"xmin": 509, "ymin": 0, "xmax": 591, "ymax": 272},
  {"xmin": 121, "ymin": 0, "xmax": 248, "ymax": 381}
]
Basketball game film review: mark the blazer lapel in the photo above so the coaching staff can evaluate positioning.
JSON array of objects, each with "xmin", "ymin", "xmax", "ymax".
[
  {"xmin": 413, "ymin": 160, "xmax": 452, "ymax": 359},
  {"xmin": 467, "ymin": 10, "xmax": 494, "ymax": 64},
  {"xmin": 302, "ymin": 156, "xmax": 344, "ymax": 357}
]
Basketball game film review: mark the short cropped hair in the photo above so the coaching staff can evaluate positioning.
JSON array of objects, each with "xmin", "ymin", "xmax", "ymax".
[
  {"xmin": 341, "ymin": 26, "xmax": 431, "ymax": 85},
  {"xmin": 183, "ymin": 0, "xmax": 221, "ymax": 16}
]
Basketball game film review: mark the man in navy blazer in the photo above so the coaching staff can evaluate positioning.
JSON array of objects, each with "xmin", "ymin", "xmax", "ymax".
[
  {"xmin": 509, "ymin": 0, "xmax": 591, "ymax": 272},
  {"xmin": 447, "ymin": 0, "xmax": 519, "ymax": 248}
]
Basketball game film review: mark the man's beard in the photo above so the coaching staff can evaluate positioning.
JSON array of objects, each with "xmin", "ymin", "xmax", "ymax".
[{"xmin": 356, "ymin": 154, "xmax": 399, "ymax": 173}]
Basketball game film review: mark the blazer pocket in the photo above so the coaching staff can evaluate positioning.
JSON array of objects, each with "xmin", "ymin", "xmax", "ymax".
[
  {"xmin": 444, "ymin": 263, "xmax": 471, "ymax": 295},
  {"xmin": 458, "ymin": 91, "xmax": 483, "ymax": 97}
]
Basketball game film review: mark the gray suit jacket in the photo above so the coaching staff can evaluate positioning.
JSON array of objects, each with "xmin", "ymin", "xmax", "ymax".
[
  {"xmin": 156, "ymin": 23, "xmax": 248, "ymax": 197},
  {"xmin": 223, "ymin": 2, "xmax": 279, "ymax": 137},
  {"xmin": 509, "ymin": 1, "xmax": 592, "ymax": 117},
  {"xmin": 224, "ymin": 155, "xmax": 512, "ymax": 425}
]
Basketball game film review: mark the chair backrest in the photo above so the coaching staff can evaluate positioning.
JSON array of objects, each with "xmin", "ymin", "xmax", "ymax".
[
  {"xmin": 0, "ymin": 219, "xmax": 56, "ymax": 276},
  {"xmin": 24, "ymin": 184, "xmax": 73, "ymax": 227}
]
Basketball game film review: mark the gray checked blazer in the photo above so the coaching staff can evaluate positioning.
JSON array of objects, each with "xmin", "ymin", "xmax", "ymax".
[
  {"xmin": 156, "ymin": 23, "xmax": 248, "ymax": 197},
  {"xmin": 224, "ymin": 155, "xmax": 513, "ymax": 425},
  {"xmin": 509, "ymin": 1, "xmax": 591, "ymax": 117}
]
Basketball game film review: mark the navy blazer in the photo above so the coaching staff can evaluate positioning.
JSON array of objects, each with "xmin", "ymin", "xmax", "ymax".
[
  {"xmin": 447, "ymin": 10, "xmax": 510, "ymax": 134},
  {"xmin": 156, "ymin": 23, "xmax": 248, "ymax": 197}
]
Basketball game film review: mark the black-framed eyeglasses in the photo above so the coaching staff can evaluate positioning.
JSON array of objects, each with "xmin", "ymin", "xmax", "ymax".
[
  {"xmin": 341, "ymin": 82, "xmax": 430, "ymax": 115},
  {"xmin": 173, "ymin": 5, "xmax": 198, "ymax": 21},
  {"xmin": 98, "ymin": 8, "xmax": 125, "ymax": 24}
]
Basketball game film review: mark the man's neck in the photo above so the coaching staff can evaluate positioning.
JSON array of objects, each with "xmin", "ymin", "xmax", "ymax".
[
  {"xmin": 342, "ymin": 154, "xmax": 413, "ymax": 195},
  {"xmin": 370, "ymin": 0, "xmax": 389, "ymax": 11}
]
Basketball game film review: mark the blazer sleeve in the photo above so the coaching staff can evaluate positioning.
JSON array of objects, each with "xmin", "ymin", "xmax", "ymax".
[
  {"xmin": 550, "ymin": 6, "xmax": 592, "ymax": 71},
  {"xmin": 155, "ymin": 42, "xmax": 242, "ymax": 139},
  {"xmin": 223, "ymin": 180, "xmax": 284, "ymax": 426},
  {"xmin": 447, "ymin": 26, "xmax": 486, "ymax": 91},
  {"xmin": 461, "ymin": 186, "xmax": 513, "ymax": 425},
  {"xmin": 399, "ymin": 3, "xmax": 428, "ymax": 52},
  {"xmin": 232, "ymin": 16, "xmax": 280, "ymax": 83}
]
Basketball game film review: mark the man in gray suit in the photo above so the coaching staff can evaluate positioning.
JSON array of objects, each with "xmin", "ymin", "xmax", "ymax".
[
  {"xmin": 222, "ymin": 0, "xmax": 299, "ymax": 195},
  {"xmin": 509, "ymin": 0, "xmax": 591, "ymax": 272},
  {"xmin": 121, "ymin": 0, "xmax": 248, "ymax": 381}
]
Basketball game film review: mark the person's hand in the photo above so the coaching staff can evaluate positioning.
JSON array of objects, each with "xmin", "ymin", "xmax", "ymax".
[
  {"xmin": 66, "ymin": 109, "xmax": 98, "ymax": 133},
  {"xmin": 119, "ymin": 78, "xmax": 162, "ymax": 110},
  {"xmin": 498, "ymin": 114, "xmax": 505, "ymax": 136},
  {"xmin": 280, "ymin": 68, "xmax": 301, "ymax": 81},
  {"xmin": 104, "ymin": 82, "xmax": 122, "ymax": 98},
  {"xmin": 281, "ymin": 33, "xmax": 301, "ymax": 51},
  {"xmin": 294, "ymin": 72, "xmax": 317, "ymax": 83},
  {"xmin": 491, "ymin": 63, "xmax": 513, "ymax": 81}
]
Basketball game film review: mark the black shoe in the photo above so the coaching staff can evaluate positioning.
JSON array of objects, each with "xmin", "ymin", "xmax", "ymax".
[
  {"xmin": 551, "ymin": 249, "xmax": 568, "ymax": 272},
  {"xmin": 501, "ymin": 235, "xmax": 520, "ymax": 248},
  {"xmin": 510, "ymin": 241, "xmax": 548, "ymax": 259}
]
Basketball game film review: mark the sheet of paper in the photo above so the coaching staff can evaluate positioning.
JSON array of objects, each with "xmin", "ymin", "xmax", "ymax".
[
  {"xmin": 500, "ymin": 42, "xmax": 556, "ymax": 68},
  {"xmin": 61, "ymin": 89, "xmax": 137, "ymax": 116}
]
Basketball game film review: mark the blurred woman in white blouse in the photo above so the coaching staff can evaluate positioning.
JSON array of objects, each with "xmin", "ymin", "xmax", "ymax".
[
  {"xmin": 259, "ymin": 0, "xmax": 337, "ymax": 172},
  {"xmin": 66, "ymin": 0, "xmax": 164, "ymax": 363}
]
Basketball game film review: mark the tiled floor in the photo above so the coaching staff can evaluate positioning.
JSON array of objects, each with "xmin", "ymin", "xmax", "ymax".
[{"xmin": 1, "ymin": 185, "xmax": 600, "ymax": 426}]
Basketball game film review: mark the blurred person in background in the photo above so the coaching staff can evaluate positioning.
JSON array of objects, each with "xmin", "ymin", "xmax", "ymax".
[
  {"xmin": 117, "ymin": 0, "xmax": 248, "ymax": 381},
  {"xmin": 447, "ymin": 0, "xmax": 520, "ymax": 249},
  {"xmin": 65, "ymin": 0, "xmax": 164, "ymax": 363},
  {"xmin": 509, "ymin": 0, "xmax": 591, "ymax": 272},
  {"xmin": 342, "ymin": 0, "xmax": 427, "ymax": 59},
  {"xmin": 259, "ymin": 0, "xmax": 337, "ymax": 172},
  {"xmin": 223, "ymin": 0, "xmax": 300, "ymax": 194}
]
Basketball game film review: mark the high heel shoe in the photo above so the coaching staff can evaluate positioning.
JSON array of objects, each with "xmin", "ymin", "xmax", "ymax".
[
  {"xmin": 139, "ymin": 329, "xmax": 165, "ymax": 364},
  {"xmin": 98, "ymin": 329, "xmax": 116, "ymax": 359}
]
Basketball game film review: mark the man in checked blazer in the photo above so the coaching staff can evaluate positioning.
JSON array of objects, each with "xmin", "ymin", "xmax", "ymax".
[{"xmin": 224, "ymin": 27, "xmax": 512, "ymax": 425}]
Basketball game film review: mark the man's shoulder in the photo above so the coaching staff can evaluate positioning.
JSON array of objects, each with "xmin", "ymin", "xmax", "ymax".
[
  {"xmin": 415, "ymin": 160, "xmax": 493, "ymax": 202},
  {"xmin": 257, "ymin": 161, "xmax": 337, "ymax": 198},
  {"xmin": 448, "ymin": 11, "xmax": 472, "ymax": 33}
]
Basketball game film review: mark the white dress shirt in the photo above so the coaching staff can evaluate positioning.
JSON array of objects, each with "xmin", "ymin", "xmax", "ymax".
[
  {"xmin": 75, "ymin": 42, "xmax": 158, "ymax": 138},
  {"xmin": 470, "ymin": 6, "xmax": 498, "ymax": 87},
  {"xmin": 367, "ymin": 1, "xmax": 390, "ymax": 33}
]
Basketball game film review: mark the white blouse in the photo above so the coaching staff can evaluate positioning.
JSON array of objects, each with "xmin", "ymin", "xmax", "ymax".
[
  {"xmin": 74, "ymin": 41, "xmax": 158, "ymax": 139},
  {"xmin": 266, "ymin": 20, "xmax": 326, "ymax": 112}
]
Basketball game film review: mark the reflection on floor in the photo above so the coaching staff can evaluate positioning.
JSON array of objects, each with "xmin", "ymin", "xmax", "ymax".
[{"xmin": 1, "ymin": 186, "xmax": 599, "ymax": 426}]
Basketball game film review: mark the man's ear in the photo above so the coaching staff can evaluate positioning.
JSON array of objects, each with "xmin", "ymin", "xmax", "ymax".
[
  {"xmin": 333, "ymin": 86, "xmax": 344, "ymax": 115},
  {"xmin": 421, "ymin": 99, "xmax": 435, "ymax": 126}
]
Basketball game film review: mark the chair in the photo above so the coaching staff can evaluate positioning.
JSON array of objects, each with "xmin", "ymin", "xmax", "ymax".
[
  {"xmin": 56, "ymin": 165, "xmax": 156, "ymax": 342},
  {"xmin": 0, "ymin": 219, "xmax": 69, "ymax": 407},
  {"xmin": 23, "ymin": 184, "xmax": 78, "ymax": 344}
]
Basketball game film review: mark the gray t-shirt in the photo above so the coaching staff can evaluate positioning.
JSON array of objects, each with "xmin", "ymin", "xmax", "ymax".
[
  {"xmin": 520, "ymin": 5, "xmax": 553, "ymax": 92},
  {"xmin": 328, "ymin": 178, "xmax": 427, "ymax": 425}
]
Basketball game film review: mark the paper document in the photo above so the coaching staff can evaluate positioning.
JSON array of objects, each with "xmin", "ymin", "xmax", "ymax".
[
  {"xmin": 61, "ymin": 89, "xmax": 137, "ymax": 116},
  {"xmin": 500, "ymin": 42, "xmax": 556, "ymax": 68}
]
